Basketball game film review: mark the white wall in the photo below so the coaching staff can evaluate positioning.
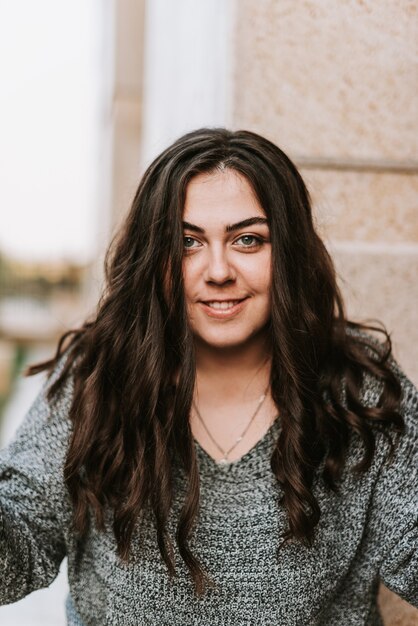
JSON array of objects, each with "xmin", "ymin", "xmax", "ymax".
[{"xmin": 140, "ymin": 0, "xmax": 236, "ymax": 167}]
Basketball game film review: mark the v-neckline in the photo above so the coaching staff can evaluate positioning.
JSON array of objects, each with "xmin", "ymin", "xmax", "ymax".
[{"xmin": 193, "ymin": 415, "xmax": 280, "ymax": 473}]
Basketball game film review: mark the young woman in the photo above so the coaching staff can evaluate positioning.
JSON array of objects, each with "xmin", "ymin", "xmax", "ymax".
[{"xmin": 0, "ymin": 128, "xmax": 417, "ymax": 625}]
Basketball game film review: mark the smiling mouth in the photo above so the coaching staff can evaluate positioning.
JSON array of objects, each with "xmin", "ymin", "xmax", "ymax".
[{"xmin": 198, "ymin": 298, "xmax": 248, "ymax": 319}]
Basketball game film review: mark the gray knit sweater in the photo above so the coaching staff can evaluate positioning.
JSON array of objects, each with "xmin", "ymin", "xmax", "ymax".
[{"xmin": 0, "ymin": 359, "xmax": 417, "ymax": 625}]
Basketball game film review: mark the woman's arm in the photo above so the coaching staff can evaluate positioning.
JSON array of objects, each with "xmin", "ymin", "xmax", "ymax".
[
  {"xmin": 0, "ymin": 362, "xmax": 73, "ymax": 605},
  {"xmin": 370, "ymin": 370, "xmax": 418, "ymax": 607}
]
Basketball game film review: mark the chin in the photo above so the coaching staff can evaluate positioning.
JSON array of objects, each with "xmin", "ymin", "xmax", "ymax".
[{"xmin": 194, "ymin": 329, "xmax": 266, "ymax": 351}]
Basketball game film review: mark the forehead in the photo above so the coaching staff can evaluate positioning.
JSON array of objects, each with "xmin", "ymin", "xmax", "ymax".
[{"xmin": 183, "ymin": 170, "xmax": 265, "ymax": 223}]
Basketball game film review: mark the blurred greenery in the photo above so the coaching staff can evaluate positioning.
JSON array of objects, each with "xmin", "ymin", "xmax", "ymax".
[
  {"xmin": 0, "ymin": 249, "xmax": 86, "ymax": 428},
  {"xmin": 0, "ymin": 251, "xmax": 84, "ymax": 300}
]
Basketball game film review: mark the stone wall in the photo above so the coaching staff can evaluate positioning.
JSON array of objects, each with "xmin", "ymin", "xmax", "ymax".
[
  {"xmin": 231, "ymin": 1, "xmax": 418, "ymax": 622},
  {"xmin": 232, "ymin": 0, "xmax": 418, "ymax": 385}
]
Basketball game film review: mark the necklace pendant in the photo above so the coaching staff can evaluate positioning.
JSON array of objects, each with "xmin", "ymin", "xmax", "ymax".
[{"xmin": 193, "ymin": 384, "xmax": 269, "ymax": 470}]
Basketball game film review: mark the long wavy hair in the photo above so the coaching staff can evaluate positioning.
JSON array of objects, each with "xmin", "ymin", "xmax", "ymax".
[{"xmin": 28, "ymin": 128, "xmax": 404, "ymax": 594}]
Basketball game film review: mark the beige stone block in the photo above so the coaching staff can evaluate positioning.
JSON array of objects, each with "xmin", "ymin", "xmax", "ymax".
[
  {"xmin": 109, "ymin": 0, "xmax": 146, "ymax": 232},
  {"xmin": 330, "ymin": 244, "xmax": 418, "ymax": 385},
  {"xmin": 115, "ymin": 0, "xmax": 145, "ymax": 96},
  {"xmin": 301, "ymin": 169, "xmax": 418, "ymax": 243},
  {"xmin": 233, "ymin": 0, "xmax": 418, "ymax": 160},
  {"xmin": 379, "ymin": 584, "xmax": 418, "ymax": 625}
]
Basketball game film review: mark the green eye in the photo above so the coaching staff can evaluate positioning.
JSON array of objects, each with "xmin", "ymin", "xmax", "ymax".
[
  {"xmin": 236, "ymin": 235, "xmax": 262, "ymax": 247},
  {"xmin": 183, "ymin": 236, "xmax": 198, "ymax": 248}
]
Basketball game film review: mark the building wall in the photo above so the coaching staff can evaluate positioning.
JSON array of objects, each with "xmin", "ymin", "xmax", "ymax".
[
  {"xmin": 232, "ymin": 0, "xmax": 418, "ymax": 386},
  {"xmin": 109, "ymin": 0, "xmax": 145, "ymax": 231},
  {"xmin": 231, "ymin": 1, "xmax": 418, "ymax": 622}
]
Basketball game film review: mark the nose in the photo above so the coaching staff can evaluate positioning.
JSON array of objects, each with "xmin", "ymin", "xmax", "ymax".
[{"xmin": 204, "ymin": 245, "xmax": 236, "ymax": 284}]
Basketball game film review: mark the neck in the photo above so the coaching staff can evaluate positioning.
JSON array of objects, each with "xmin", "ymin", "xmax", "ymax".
[{"xmin": 194, "ymin": 337, "xmax": 271, "ymax": 400}]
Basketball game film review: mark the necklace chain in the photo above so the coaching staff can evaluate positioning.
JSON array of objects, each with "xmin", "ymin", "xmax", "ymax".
[{"xmin": 192, "ymin": 386, "xmax": 269, "ymax": 466}]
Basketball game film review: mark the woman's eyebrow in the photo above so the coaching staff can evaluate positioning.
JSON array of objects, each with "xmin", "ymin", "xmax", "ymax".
[{"xmin": 182, "ymin": 217, "xmax": 268, "ymax": 234}]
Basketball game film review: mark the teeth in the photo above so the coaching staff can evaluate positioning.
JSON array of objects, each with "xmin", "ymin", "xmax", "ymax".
[{"xmin": 206, "ymin": 300, "xmax": 241, "ymax": 310}]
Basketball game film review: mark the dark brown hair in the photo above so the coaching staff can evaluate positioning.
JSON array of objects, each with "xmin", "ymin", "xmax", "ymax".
[{"xmin": 28, "ymin": 128, "xmax": 404, "ymax": 594}]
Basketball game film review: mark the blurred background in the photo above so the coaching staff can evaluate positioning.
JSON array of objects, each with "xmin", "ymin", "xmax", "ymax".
[{"xmin": 0, "ymin": 1, "xmax": 417, "ymax": 624}]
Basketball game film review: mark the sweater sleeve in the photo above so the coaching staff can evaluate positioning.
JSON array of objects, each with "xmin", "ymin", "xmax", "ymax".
[
  {"xmin": 0, "ymin": 362, "xmax": 73, "ymax": 605},
  {"xmin": 371, "ymin": 372, "xmax": 418, "ymax": 607}
]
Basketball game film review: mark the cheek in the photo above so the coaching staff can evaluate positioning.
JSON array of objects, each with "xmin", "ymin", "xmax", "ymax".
[
  {"xmin": 246, "ymin": 265, "xmax": 271, "ymax": 293},
  {"xmin": 239, "ymin": 250, "xmax": 271, "ymax": 286}
]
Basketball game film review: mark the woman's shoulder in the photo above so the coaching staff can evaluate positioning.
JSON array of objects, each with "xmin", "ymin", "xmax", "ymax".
[
  {"xmin": 0, "ymin": 354, "xmax": 76, "ymax": 527},
  {"xmin": 339, "ymin": 327, "xmax": 417, "ymax": 473},
  {"xmin": 346, "ymin": 326, "xmax": 417, "ymax": 413}
]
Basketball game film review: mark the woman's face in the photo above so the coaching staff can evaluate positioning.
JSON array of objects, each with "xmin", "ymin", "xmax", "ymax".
[{"xmin": 182, "ymin": 169, "xmax": 272, "ymax": 352}]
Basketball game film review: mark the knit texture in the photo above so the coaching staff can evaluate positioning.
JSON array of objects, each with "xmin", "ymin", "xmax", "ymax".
[{"xmin": 0, "ymin": 358, "xmax": 417, "ymax": 625}]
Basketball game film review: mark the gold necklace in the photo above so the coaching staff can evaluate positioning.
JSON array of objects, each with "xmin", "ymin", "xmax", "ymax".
[{"xmin": 192, "ymin": 386, "xmax": 269, "ymax": 466}]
